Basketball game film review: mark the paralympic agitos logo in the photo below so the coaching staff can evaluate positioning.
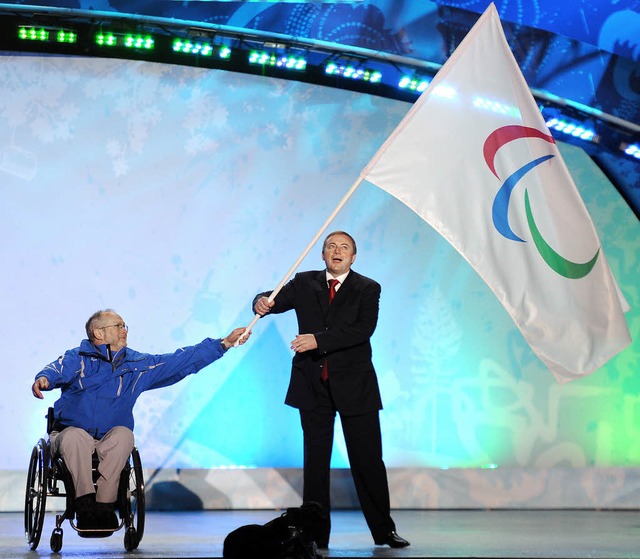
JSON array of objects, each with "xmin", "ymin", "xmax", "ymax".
[{"xmin": 483, "ymin": 124, "xmax": 600, "ymax": 279}]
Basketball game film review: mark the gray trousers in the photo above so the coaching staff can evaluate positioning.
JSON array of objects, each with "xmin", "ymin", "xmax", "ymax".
[{"xmin": 50, "ymin": 426, "xmax": 135, "ymax": 504}]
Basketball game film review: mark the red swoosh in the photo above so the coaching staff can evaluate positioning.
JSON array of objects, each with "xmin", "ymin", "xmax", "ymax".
[{"xmin": 483, "ymin": 125, "xmax": 555, "ymax": 179}]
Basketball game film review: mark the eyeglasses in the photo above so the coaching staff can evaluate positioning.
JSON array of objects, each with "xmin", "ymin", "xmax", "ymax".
[{"xmin": 97, "ymin": 323, "xmax": 128, "ymax": 332}]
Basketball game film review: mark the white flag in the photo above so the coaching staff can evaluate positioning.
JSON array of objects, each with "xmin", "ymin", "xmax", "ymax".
[{"xmin": 361, "ymin": 3, "xmax": 631, "ymax": 383}]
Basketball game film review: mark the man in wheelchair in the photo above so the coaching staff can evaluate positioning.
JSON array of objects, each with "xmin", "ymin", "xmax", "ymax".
[{"xmin": 31, "ymin": 308, "xmax": 250, "ymax": 532}]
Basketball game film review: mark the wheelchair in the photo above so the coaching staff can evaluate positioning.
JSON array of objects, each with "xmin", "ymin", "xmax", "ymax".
[{"xmin": 24, "ymin": 408, "xmax": 145, "ymax": 552}]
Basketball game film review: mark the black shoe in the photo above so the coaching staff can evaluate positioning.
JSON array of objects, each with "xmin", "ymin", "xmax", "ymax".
[
  {"xmin": 374, "ymin": 531, "xmax": 410, "ymax": 548},
  {"xmin": 74, "ymin": 493, "xmax": 96, "ymax": 520},
  {"xmin": 76, "ymin": 510, "xmax": 97, "ymax": 530},
  {"xmin": 75, "ymin": 494, "xmax": 98, "ymax": 530},
  {"xmin": 95, "ymin": 502, "xmax": 119, "ymax": 530}
]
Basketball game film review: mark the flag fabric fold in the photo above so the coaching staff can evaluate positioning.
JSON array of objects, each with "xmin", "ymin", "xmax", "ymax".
[{"xmin": 361, "ymin": 3, "xmax": 631, "ymax": 383}]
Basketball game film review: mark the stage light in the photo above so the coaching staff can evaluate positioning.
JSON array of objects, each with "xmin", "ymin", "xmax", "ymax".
[
  {"xmin": 56, "ymin": 30, "xmax": 77, "ymax": 43},
  {"xmin": 173, "ymin": 39, "xmax": 214, "ymax": 56},
  {"xmin": 325, "ymin": 62, "xmax": 382, "ymax": 83},
  {"xmin": 473, "ymin": 96, "xmax": 519, "ymax": 118},
  {"xmin": 623, "ymin": 143, "xmax": 640, "ymax": 159},
  {"xmin": 18, "ymin": 26, "xmax": 77, "ymax": 43},
  {"xmin": 95, "ymin": 32, "xmax": 116, "ymax": 47},
  {"xmin": 18, "ymin": 27, "xmax": 48, "ymax": 41},
  {"xmin": 545, "ymin": 117, "xmax": 596, "ymax": 142},
  {"xmin": 124, "ymin": 34, "xmax": 154, "ymax": 50},
  {"xmin": 431, "ymin": 84, "xmax": 457, "ymax": 99},
  {"xmin": 96, "ymin": 32, "xmax": 154, "ymax": 50},
  {"xmin": 398, "ymin": 75, "xmax": 430, "ymax": 93},
  {"xmin": 248, "ymin": 50, "xmax": 307, "ymax": 71},
  {"xmin": 171, "ymin": 39, "xmax": 233, "ymax": 60}
]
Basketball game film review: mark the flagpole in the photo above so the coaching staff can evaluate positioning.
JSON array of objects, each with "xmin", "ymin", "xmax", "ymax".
[{"xmin": 239, "ymin": 175, "xmax": 365, "ymax": 341}]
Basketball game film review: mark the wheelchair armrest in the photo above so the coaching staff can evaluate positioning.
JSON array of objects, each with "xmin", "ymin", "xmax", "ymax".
[{"xmin": 47, "ymin": 407, "xmax": 55, "ymax": 435}]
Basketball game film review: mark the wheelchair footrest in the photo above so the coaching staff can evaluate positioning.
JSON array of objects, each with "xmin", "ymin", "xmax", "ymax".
[{"xmin": 77, "ymin": 529, "xmax": 115, "ymax": 539}]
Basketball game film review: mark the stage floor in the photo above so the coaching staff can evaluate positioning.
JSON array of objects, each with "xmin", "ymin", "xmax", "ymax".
[{"xmin": 2, "ymin": 509, "xmax": 640, "ymax": 558}]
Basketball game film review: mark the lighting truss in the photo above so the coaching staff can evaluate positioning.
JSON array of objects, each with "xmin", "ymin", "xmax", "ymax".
[{"xmin": 0, "ymin": 5, "xmax": 637, "ymax": 162}]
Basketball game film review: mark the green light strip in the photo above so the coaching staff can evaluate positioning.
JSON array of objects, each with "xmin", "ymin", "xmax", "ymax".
[
  {"xmin": 18, "ymin": 27, "xmax": 49, "ymax": 42},
  {"xmin": 18, "ymin": 27, "xmax": 77, "ymax": 44},
  {"xmin": 95, "ymin": 32, "xmax": 154, "ymax": 50},
  {"xmin": 248, "ymin": 51, "xmax": 307, "ymax": 71}
]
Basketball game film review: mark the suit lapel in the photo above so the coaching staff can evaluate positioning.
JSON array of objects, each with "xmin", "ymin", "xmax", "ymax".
[{"xmin": 313, "ymin": 271, "xmax": 330, "ymax": 314}]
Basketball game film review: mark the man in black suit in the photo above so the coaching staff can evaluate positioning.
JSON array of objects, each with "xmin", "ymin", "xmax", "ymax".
[{"xmin": 253, "ymin": 231, "xmax": 409, "ymax": 549}]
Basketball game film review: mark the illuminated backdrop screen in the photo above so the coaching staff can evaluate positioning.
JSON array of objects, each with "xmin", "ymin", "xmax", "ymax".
[{"xmin": 1, "ymin": 54, "xmax": 638, "ymax": 475}]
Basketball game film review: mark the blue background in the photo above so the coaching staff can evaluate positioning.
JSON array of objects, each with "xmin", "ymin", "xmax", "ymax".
[{"xmin": 0, "ymin": 54, "xmax": 637, "ymax": 475}]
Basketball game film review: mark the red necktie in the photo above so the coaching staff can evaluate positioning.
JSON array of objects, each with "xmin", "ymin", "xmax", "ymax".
[
  {"xmin": 321, "ymin": 279, "xmax": 340, "ymax": 381},
  {"xmin": 328, "ymin": 278, "xmax": 339, "ymax": 304}
]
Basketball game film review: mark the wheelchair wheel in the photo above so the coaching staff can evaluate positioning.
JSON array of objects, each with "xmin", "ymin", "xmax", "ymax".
[
  {"xmin": 124, "ymin": 527, "xmax": 137, "ymax": 552},
  {"xmin": 24, "ymin": 438, "xmax": 49, "ymax": 550},
  {"xmin": 120, "ymin": 447, "xmax": 145, "ymax": 551},
  {"xmin": 50, "ymin": 527, "xmax": 63, "ymax": 553}
]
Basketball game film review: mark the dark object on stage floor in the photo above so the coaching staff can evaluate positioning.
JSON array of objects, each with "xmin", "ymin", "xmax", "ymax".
[{"xmin": 223, "ymin": 502, "xmax": 325, "ymax": 558}]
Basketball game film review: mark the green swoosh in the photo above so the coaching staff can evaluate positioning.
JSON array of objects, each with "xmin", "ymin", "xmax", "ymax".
[{"xmin": 524, "ymin": 189, "xmax": 600, "ymax": 279}]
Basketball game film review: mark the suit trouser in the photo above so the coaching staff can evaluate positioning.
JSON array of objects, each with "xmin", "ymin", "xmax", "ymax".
[
  {"xmin": 299, "ymin": 382, "xmax": 395, "ymax": 542},
  {"xmin": 50, "ymin": 426, "xmax": 135, "ymax": 504}
]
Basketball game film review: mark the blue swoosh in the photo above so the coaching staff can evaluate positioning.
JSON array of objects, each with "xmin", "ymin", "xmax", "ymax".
[{"xmin": 492, "ymin": 154, "xmax": 555, "ymax": 242}]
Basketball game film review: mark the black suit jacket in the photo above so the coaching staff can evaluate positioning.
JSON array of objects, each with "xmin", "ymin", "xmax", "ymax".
[{"xmin": 255, "ymin": 269, "xmax": 383, "ymax": 415}]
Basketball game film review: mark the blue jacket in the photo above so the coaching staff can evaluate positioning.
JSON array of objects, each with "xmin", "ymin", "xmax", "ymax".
[{"xmin": 35, "ymin": 338, "xmax": 226, "ymax": 438}]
